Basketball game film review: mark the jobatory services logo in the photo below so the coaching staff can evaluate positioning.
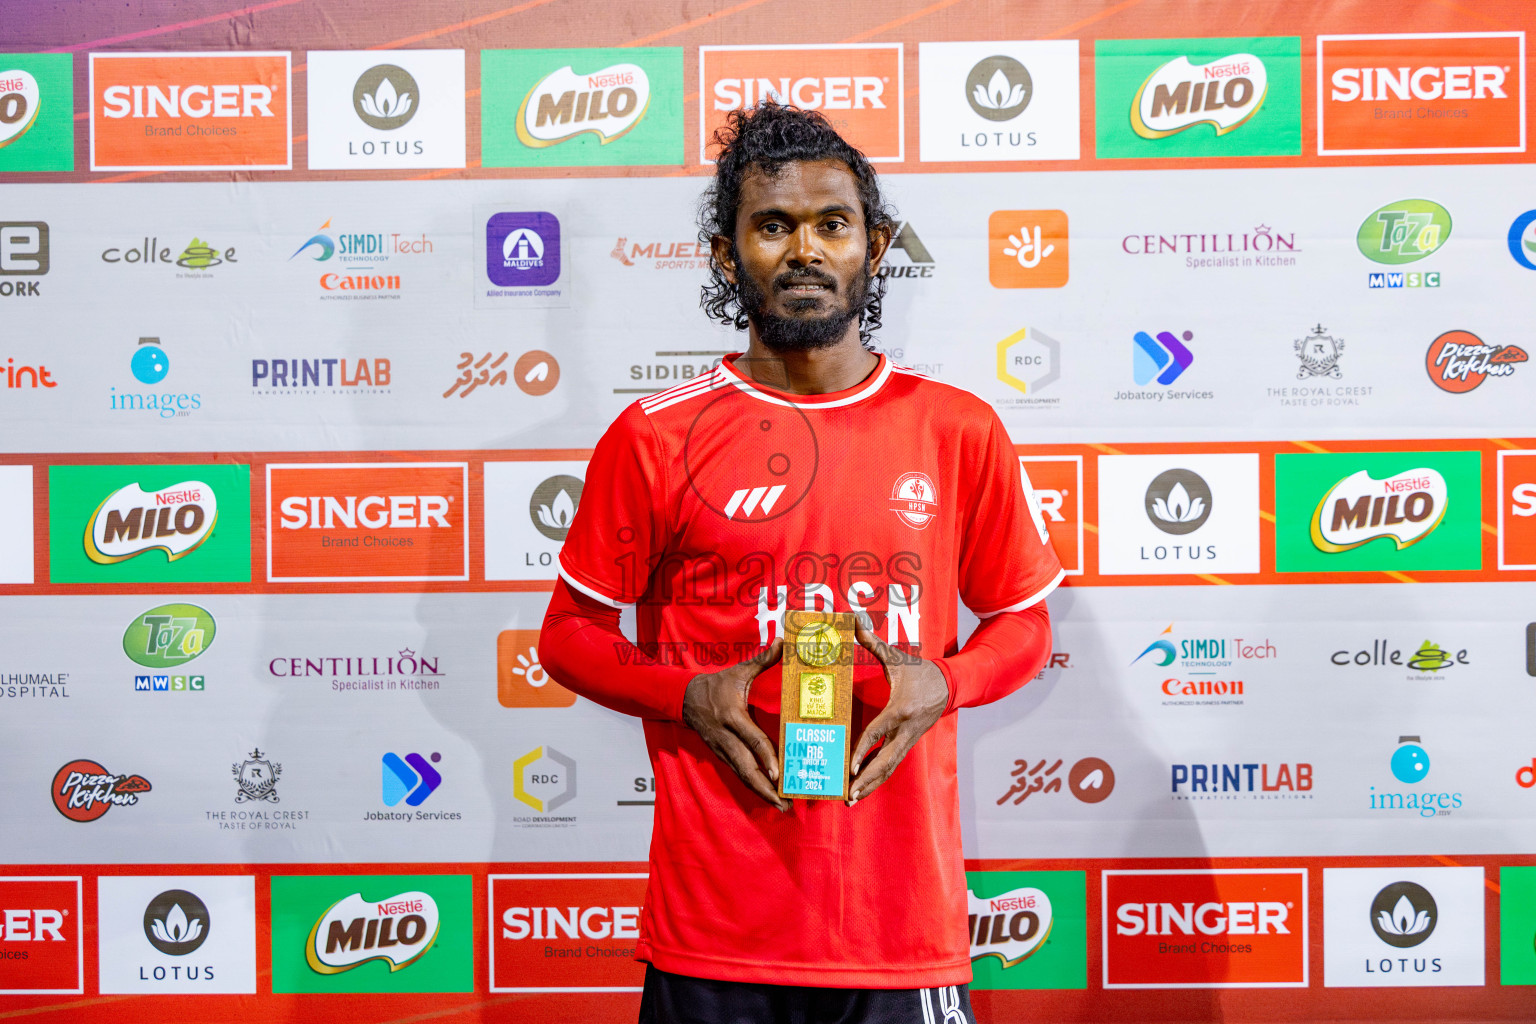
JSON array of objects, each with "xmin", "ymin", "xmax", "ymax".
[
  {"xmin": 270, "ymin": 875, "xmax": 472, "ymax": 993},
  {"xmin": 1368, "ymin": 735, "xmax": 1462, "ymax": 819},
  {"xmin": 51, "ymin": 759, "xmax": 151, "ymax": 821},
  {"xmin": 994, "ymin": 327, "xmax": 1061, "ymax": 410},
  {"xmin": 381, "ymin": 751, "xmax": 442, "ymax": 810},
  {"xmin": 123, "ymin": 602, "xmax": 216, "ymax": 694},
  {"xmin": 997, "ymin": 756, "xmax": 1115, "ymax": 807},
  {"xmin": 266, "ymin": 463, "xmax": 469, "ymax": 582},
  {"xmin": 489, "ymin": 873, "xmax": 647, "ymax": 992},
  {"xmin": 1274, "ymin": 451, "xmax": 1481, "ymax": 573},
  {"xmin": 1017, "ymin": 456, "xmax": 1082, "ymax": 575},
  {"xmin": 965, "ymin": 871, "xmax": 1087, "ymax": 991},
  {"xmin": 483, "ymin": 461, "xmax": 588, "ymax": 581},
  {"xmin": 306, "ymin": 50, "xmax": 465, "ymax": 169},
  {"xmin": 1097, "ymin": 454, "xmax": 1259, "ymax": 575},
  {"xmin": 1323, "ymin": 867, "xmax": 1485, "ymax": 987},
  {"xmin": 1318, "ymin": 32, "xmax": 1525, "ymax": 155},
  {"xmin": 1095, "ymin": 37, "xmax": 1302, "ymax": 158},
  {"xmin": 0, "ymin": 465, "xmax": 34, "ymax": 584},
  {"xmin": 1497, "ymin": 449, "xmax": 1536, "ymax": 569},
  {"xmin": 1424, "ymin": 330, "xmax": 1526, "ymax": 392},
  {"xmin": 701, "ymin": 44, "xmax": 903, "ymax": 162},
  {"xmin": 1, "ymin": 221, "xmax": 49, "ymax": 297},
  {"xmin": 497, "ymin": 630, "xmax": 576, "ymax": 708},
  {"xmin": 89, "ymin": 51, "xmax": 291, "ymax": 170},
  {"xmin": 111, "ymin": 337, "xmax": 203, "ymax": 420},
  {"xmin": 0, "ymin": 56, "xmax": 73, "ymax": 171},
  {"xmin": 0, "ymin": 877, "xmax": 82, "ymax": 995},
  {"xmin": 48, "ymin": 464, "xmax": 251, "ymax": 584},
  {"xmin": 1128, "ymin": 330, "xmax": 1196, "ymax": 389},
  {"xmin": 988, "ymin": 210, "xmax": 1068, "ymax": 288},
  {"xmin": 96, "ymin": 875, "xmax": 258, "ymax": 993},
  {"xmin": 918, "ymin": 41, "xmax": 1081, "ymax": 161},
  {"xmin": 482, "ymin": 47, "xmax": 682, "ymax": 167},
  {"xmin": 1103, "ymin": 869, "xmax": 1308, "ymax": 988}
]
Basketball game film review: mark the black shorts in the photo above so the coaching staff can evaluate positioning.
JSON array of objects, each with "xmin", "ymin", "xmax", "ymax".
[{"xmin": 637, "ymin": 965, "xmax": 978, "ymax": 1024}]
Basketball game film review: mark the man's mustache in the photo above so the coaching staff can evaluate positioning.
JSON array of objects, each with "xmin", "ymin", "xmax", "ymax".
[{"xmin": 774, "ymin": 268, "xmax": 838, "ymax": 293}]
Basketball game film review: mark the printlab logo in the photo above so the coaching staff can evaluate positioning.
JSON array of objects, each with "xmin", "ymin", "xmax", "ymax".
[
  {"xmin": 1144, "ymin": 469, "xmax": 1211, "ymax": 535},
  {"xmin": 530, "ymin": 474, "xmax": 583, "ymax": 542},
  {"xmin": 382, "ymin": 752, "xmax": 442, "ymax": 807},
  {"xmin": 997, "ymin": 756, "xmax": 1115, "ymax": 806},
  {"xmin": 232, "ymin": 749, "xmax": 280, "ymax": 803},
  {"xmin": 918, "ymin": 41, "xmax": 1081, "ymax": 162},
  {"xmin": 144, "ymin": 890, "xmax": 210, "ymax": 955},
  {"xmin": 1, "ymin": 221, "xmax": 49, "ymax": 297},
  {"xmin": 0, "ymin": 55, "xmax": 74, "ymax": 171},
  {"xmin": 513, "ymin": 745, "xmax": 576, "ymax": 814},
  {"xmin": 1132, "ymin": 330, "xmax": 1194, "ymax": 386},
  {"xmin": 354, "ymin": 65, "xmax": 418, "ymax": 129},
  {"xmin": 988, "ymin": 209, "xmax": 1068, "ymax": 288},
  {"xmin": 1424, "ymin": 330, "xmax": 1525, "ymax": 393},
  {"xmin": 995, "ymin": 326, "xmax": 1061, "ymax": 407},
  {"xmin": 251, "ymin": 356, "xmax": 390, "ymax": 395},
  {"xmin": 1371, "ymin": 882, "xmax": 1435, "ymax": 948},
  {"xmin": 52, "ymin": 759, "xmax": 151, "ymax": 821}
]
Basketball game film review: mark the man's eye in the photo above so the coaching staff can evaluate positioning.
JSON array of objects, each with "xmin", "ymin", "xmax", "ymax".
[
  {"xmin": 824, "ymin": 220, "xmax": 847, "ymax": 232},
  {"xmin": 762, "ymin": 223, "xmax": 785, "ymax": 235}
]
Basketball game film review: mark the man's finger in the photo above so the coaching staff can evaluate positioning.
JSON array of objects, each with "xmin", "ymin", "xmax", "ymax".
[
  {"xmin": 849, "ymin": 727, "xmax": 919, "ymax": 802},
  {"xmin": 710, "ymin": 726, "xmax": 787, "ymax": 810},
  {"xmin": 849, "ymin": 711, "xmax": 896, "ymax": 776},
  {"xmin": 852, "ymin": 613, "xmax": 900, "ymax": 667},
  {"xmin": 749, "ymin": 637, "xmax": 784, "ymax": 670},
  {"xmin": 727, "ymin": 708, "xmax": 781, "ymax": 784}
]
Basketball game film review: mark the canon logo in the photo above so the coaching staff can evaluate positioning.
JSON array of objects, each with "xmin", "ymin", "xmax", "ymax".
[
  {"xmin": 501, "ymin": 905, "xmax": 640, "ymax": 941},
  {"xmin": 713, "ymin": 76, "xmax": 884, "ymax": 112},
  {"xmin": 1330, "ymin": 66, "xmax": 1508, "ymax": 102},
  {"xmin": 278, "ymin": 495, "xmax": 451, "ymax": 529},
  {"xmin": 0, "ymin": 908, "xmax": 65, "ymax": 941},
  {"xmin": 101, "ymin": 84, "xmax": 275, "ymax": 119},
  {"xmin": 1116, "ymin": 901, "xmax": 1289, "ymax": 937}
]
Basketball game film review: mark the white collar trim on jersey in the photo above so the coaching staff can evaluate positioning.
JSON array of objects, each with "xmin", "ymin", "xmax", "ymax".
[{"xmin": 718, "ymin": 352, "xmax": 892, "ymax": 409}]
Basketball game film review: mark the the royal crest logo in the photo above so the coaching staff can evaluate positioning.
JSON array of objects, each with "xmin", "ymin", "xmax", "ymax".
[
  {"xmin": 233, "ymin": 749, "xmax": 281, "ymax": 804},
  {"xmin": 969, "ymin": 885, "xmax": 1053, "ymax": 968},
  {"xmin": 85, "ymin": 481, "xmax": 217, "ymax": 564},
  {"xmin": 52, "ymin": 759, "xmax": 151, "ymax": 822},
  {"xmin": 889, "ymin": 472, "xmax": 938, "ymax": 529},
  {"xmin": 306, "ymin": 891, "xmax": 440, "ymax": 974},
  {"xmin": 516, "ymin": 63, "xmax": 650, "ymax": 147},
  {"xmin": 1311, "ymin": 468, "xmax": 1447, "ymax": 553},
  {"xmin": 1132, "ymin": 52, "xmax": 1268, "ymax": 138},
  {"xmin": 1425, "ymin": 330, "xmax": 1526, "ymax": 393},
  {"xmin": 1295, "ymin": 323, "xmax": 1344, "ymax": 379}
]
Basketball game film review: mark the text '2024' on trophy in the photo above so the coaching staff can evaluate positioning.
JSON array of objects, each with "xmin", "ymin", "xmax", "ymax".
[{"xmin": 777, "ymin": 610, "xmax": 856, "ymax": 801}]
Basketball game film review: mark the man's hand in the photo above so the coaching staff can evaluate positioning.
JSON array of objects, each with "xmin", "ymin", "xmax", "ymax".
[
  {"xmin": 848, "ymin": 615, "xmax": 949, "ymax": 805},
  {"xmin": 681, "ymin": 639, "xmax": 788, "ymax": 811}
]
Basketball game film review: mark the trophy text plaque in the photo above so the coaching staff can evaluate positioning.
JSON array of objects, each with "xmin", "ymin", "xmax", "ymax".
[{"xmin": 777, "ymin": 610, "xmax": 856, "ymax": 800}]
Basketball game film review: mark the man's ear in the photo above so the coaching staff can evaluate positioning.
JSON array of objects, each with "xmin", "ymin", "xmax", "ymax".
[
  {"xmin": 866, "ymin": 221, "xmax": 893, "ymax": 275},
  {"xmin": 710, "ymin": 234, "xmax": 737, "ymax": 285}
]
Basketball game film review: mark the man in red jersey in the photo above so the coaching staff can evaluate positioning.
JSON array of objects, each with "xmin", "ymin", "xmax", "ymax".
[{"xmin": 541, "ymin": 103, "xmax": 1063, "ymax": 1024}]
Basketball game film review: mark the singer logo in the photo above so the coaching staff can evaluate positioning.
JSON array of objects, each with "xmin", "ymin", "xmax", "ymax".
[
  {"xmin": 306, "ymin": 890, "xmax": 440, "ymax": 974},
  {"xmin": 1311, "ymin": 468, "xmax": 1447, "ymax": 553},
  {"xmin": 489, "ymin": 874, "xmax": 647, "ymax": 991},
  {"xmin": 1104, "ymin": 869, "xmax": 1308, "ymax": 988},
  {"xmin": 89, "ymin": 52, "xmax": 292, "ymax": 170},
  {"xmin": 1498, "ymin": 450, "xmax": 1536, "ymax": 569},
  {"xmin": 266, "ymin": 463, "xmax": 468, "ymax": 582},
  {"xmin": 1018, "ymin": 456, "xmax": 1082, "ymax": 574},
  {"xmin": 1318, "ymin": 33, "xmax": 1525, "ymax": 155},
  {"xmin": 700, "ymin": 44, "xmax": 902, "ymax": 163},
  {"xmin": 0, "ymin": 877, "xmax": 82, "ymax": 994}
]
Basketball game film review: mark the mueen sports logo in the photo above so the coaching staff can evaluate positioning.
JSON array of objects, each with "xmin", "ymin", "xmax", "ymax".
[
  {"xmin": 968, "ymin": 885, "xmax": 1052, "ymax": 968},
  {"xmin": 517, "ymin": 63, "xmax": 649, "ymax": 147},
  {"xmin": 1132, "ymin": 52, "xmax": 1267, "ymax": 138},
  {"xmin": 84, "ymin": 481, "xmax": 216, "ymax": 564},
  {"xmin": 1424, "ymin": 330, "xmax": 1526, "ymax": 393},
  {"xmin": 52, "ymin": 759, "xmax": 151, "ymax": 822},
  {"xmin": 305, "ymin": 890, "xmax": 439, "ymax": 975},
  {"xmin": 1310, "ymin": 468, "xmax": 1447, "ymax": 553}
]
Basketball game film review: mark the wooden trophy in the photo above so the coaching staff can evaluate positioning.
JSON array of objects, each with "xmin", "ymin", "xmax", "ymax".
[{"xmin": 777, "ymin": 610, "xmax": 856, "ymax": 801}]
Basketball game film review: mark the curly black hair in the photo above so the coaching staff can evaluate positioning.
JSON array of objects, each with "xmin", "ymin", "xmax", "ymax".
[{"xmin": 698, "ymin": 102, "xmax": 897, "ymax": 345}]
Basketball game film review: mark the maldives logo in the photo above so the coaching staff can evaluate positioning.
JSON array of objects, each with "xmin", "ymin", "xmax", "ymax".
[
  {"xmin": 52, "ymin": 759, "xmax": 151, "ymax": 821},
  {"xmin": 1311, "ymin": 468, "xmax": 1448, "ymax": 553},
  {"xmin": 306, "ymin": 891, "xmax": 440, "ymax": 974},
  {"xmin": 85, "ymin": 481, "xmax": 216, "ymax": 564},
  {"xmin": 1132, "ymin": 52, "xmax": 1267, "ymax": 138},
  {"xmin": 1425, "ymin": 330, "xmax": 1526, "ymax": 393},
  {"xmin": 517, "ymin": 63, "xmax": 649, "ymax": 147}
]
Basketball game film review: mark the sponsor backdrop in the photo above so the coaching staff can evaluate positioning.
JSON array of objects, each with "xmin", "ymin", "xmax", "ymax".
[{"xmin": 3, "ymin": 1, "xmax": 1536, "ymax": 1021}]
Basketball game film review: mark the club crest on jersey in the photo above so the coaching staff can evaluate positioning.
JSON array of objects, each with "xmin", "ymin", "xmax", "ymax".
[{"xmin": 890, "ymin": 472, "xmax": 938, "ymax": 529}]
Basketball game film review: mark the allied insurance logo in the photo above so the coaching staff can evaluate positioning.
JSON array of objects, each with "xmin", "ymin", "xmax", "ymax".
[
  {"xmin": 1094, "ymin": 37, "xmax": 1302, "ymax": 158},
  {"xmin": 1103, "ymin": 869, "xmax": 1308, "ymax": 988},
  {"xmin": 700, "ymin": 44, "xmax": 903, "ymax": 163},
  {"xmin": 0, "ymin": 55, "xmax": 74, "ymax": 172},
  {"xmin": 1318, "ymin": 32, "xmax": 1525, "ymax": 155},
  {"xmin": 266, "ymin": 463, "xmax": 468, "ymax": 582},
  {"xmin": 489, "ymin": 873, "xmax": 647, "ymax": 992},
  {"xmin": 0, "ymin": 877, "xmax": 83, "ymax": 995},
  {"xmin": 482, "ymin": 47, "xmax": 683, "ymax": 168},
  {"xmin": 89, "ymin": 51, "xmax": 292, "ymax": 170}
]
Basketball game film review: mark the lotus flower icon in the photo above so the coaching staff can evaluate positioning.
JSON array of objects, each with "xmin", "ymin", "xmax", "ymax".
[
  {"xmin": 1377, "ymin": 894, "xmax": 1432, "ymax": 938},
  {"xmin": 965, "ymin": 56, "xmax": 1032, "ymax": 121},
  {"xmin": 537, "ymin": 488, "xmax": 575, "ymax": 532},
  {"xmin": 974, "ymin": 68, "xmax": 1027, "ymax": 111},
  {"xmin": 360, "ymin": 75, "xmax": 411, "ymax": 120},
  {"xmin": 150, "ymin": 900, "xmax": 202, "ymax": 945},
  {"xmin": 352, "ymin": 64, "xmax": 420, "ymax": 129},
  {"xmin": 1152, "ymin": 481, "xmax": 1205, "ymax": 525},
  {"xmin": 1144, "ymin": 469, "xmax": 1213, "ymax": 535}
]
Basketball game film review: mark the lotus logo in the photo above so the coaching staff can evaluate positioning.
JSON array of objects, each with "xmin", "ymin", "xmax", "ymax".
[
  {"xmin": 1310, "ymin": 468, "xmax": 1446, "ymax": 553},
  {"xmin": 85, "ymin": 481, "xmax": 217, "ymax": 565},
  {"xmin": 144, "ymin": 889, "xmax": 210, "ymax": 955},
  {"xmin": 1132, "ymin": 53, "xmax": 1267, "ymax": 139},
  {"xmin": 530, "ymin": 474, "xmax": 583, "ymax": 542},
  {"xmin": 516, "ymin": 63, "xmax": 650, "ymax": 147},
  {"xmin": 1370, "ymin": 881, "xmax": 1436, "ymax": 948},
  {"xmin": 965, "ymin": 56, "xmax": 1032, "ymax": 121},
  {"xmin": 353, "ymin": 65, "xmax": 419, "ymax": 130},
  {"xmin": 968, "ymin": 885, "xmax": 1052, "ymax": 968},
  {"xmin": 1145, "ymin": 469, "xmax": 1212, "ymax": 535},
  {"xmin": 307, "ymin": 890, "xmax": 440, "ymax": 974}
]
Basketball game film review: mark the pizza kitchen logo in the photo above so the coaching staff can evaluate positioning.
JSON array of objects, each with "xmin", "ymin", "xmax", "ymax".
[
  {"xmin": 1132, "ymin": 51, "xmax": 1267, "ymax": 138},
  {"xmin": 1424, "ymin": 330, "xmax": 1525, "ymax": 393},
  {"xmin": 306, "ymin": 890, "xmax": 440, "ymax": 975},
  {"xmin": 1310, "ymin": 467, "xmax": 1446, "ymax": 553},
  {"xmin": 52, "ymin": 759, "xmax": 151, "ymax": 822}
]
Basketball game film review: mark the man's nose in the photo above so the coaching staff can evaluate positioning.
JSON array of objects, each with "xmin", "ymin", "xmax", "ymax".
[{"xmin": 786, "ymin": 224, "xmax": 822, "ymax": 267}]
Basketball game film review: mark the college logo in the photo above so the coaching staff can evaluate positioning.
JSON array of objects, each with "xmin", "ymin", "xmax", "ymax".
[
  {"xmin": 52, "ymin": 759, "xmax": 151, "ymax": 821},
  {"xmin": 1097, "ymin": 454, "xmax": 1259, "ymax": 575},
  {"xmin": 1330, "ymin": 639, "xmax": 1468, "ymax": 677},
  {"xmin": 1018, "ymin": 456, "xmax": 1082, "ymax": 574},
  {"xmin": 1104, "ymin": 870, "xmax": 1308, "ymax": 987},
  {"xmin": 1318, "ymin": 32, "xmax": 1525, "ymax": 155},
  {"xmin": 1275, "ymin": 451, "xmax": 1481, "ymax": 573},
  {"xmin": 988, "ymin": 210, "xmax": 1068, "ymax": 288},
  {"xmin": 1095, "ymin": 38, "xmax": 1301, "ymax": 158},
  {"xmin": 513, "ymin": 746, "xmax": 576, "ymax": 814},
  {"xmin": 306, "ymin": 51, "xmax": 464, "ymax": 169},
  {"xmin": 1498, "ymin": 450, "xmax": 1536, "ymax": 569},
  {"xmin": 489, "ymin": 873, "xmax": 647, "ymax": 991},
  {"xmin": 0, "ymin": 877, "xmax": 82, "ymax": 994},
  {"xmin": 267, "ymin": 463, "xmax": 469, "ymax": 582},
  {"xmin": 483, "ymin": 47, "xmax": 681, "ymax": 167},
  {"xmin": 1425, "ymin": 330, "xmax": 1525, "ymax": 392},
  {"xmin": 483, "ymin": 460, "xmax": 588, "ymax": 581},
  {"xmin": 918, "ymin": 41, "xmax": 1081, "ymax": 161},
  {"xmin": 497, "ymin": 631, "xmax": 575, "ymax": 708},
  {"xmin": 1323, "ymin": 867, "xmax": 1484, "ymax": 987},
  {"xmin": 271, "ymin": 875, "xmax": 471, "ymax": 993},
  {"xmin": 101, "ymin": 236, "xmax": 238, "ymax": 274},
  {"xmin": 233, "ymin": 749, "xmax": 280, "ymax": 804},
  {"xmin": 0, "ymin": 56, "xmax": 73, "ymax": 171},
  {"xmin": 701, "ymin": 44, "xmax": 903, "ymax": 162},
  {"xmin": 90, "ymin": 51, "xmax": 291, "ymax": 170},
  {"xmin": 889, "ymin": 471, "xmax": 938, "ymax": 529},
  {"xmin": 1, "ymin": 221, "xmax": 48, "ymax": 297}
]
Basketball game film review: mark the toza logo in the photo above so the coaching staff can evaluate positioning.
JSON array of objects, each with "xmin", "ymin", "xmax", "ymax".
[
  {"xmin": 1132, "ymin": 52, "xmax": 1267, "ymax": 138},
  {"xmin": 353, "ymin": 64, "xmax": 417, "ymax": 130},
  {"xmin": 1310, "ymin": 467, "xmax": 1446, "ymax": 553},
  {"xmin": 123, "ymin": 603, "xmax": 216, "ymax": 668},
  {"xmin": 306, "ymin": 890, "xmax": 440, "ymax": 974},
  {"xmin": 517, "ymin": 63, "xmax": 650, "ymax": 147},
  {"xmin": 86, "ymin": 480, "xmax": 216, "ymax": 564},
  {"xmin": 1357, "ymin": 199, "xmax": 1451, "ymax": 265},
  {"xmin": 1370, "ymin": 881, "xmax": 1436, "ymax": 948},
  {"xmin": 1424, "ymin": 330, "xmax": 1526, "ymax": 393}
]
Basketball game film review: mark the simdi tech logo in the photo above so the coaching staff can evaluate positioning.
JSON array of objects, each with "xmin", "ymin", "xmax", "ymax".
[
  {"xmin": 1094, "ymin": 37, "xmax": 1302, "ymax": 158},
  {"xmin": 1318, "ymin": 32, "xmax": 1525, "ymax": 155},
  {"xmin": 89, "ymin": 51, "xmax": 291, "ymax": 170},
  {"xmin": 48, "ymin": 464, "xmax": 252, "ymax": 584},
  {"xmin": 306, "ymin": 50, "xmax": 466, "ymax": 170},
  {"xmin": 700, "ymin": 44, "xmax": 903, "ymax": 163},
  {"xmin": 482, "ymin": 47, "xmax": 682, "ymax": 168},
  {"xmin": 965, "ymin": 871, "xmax": 1087, "ymax": 991},
  {"xmin": 490, "ymin": 873, "xmax": 647, "ymax": 992},
  {"xmin": 1273, "ymin": 450, "xmax": 1481, "ymax": 574},
  {"xmin": 269, "ymin": 875, "xmax": 471, "ymax": 993},
  {"xmin": 0, "ymin": 55, "xmax": 74, "ymax": 171},
  {"xmin": 0, "ymin": 876, "xmax": 82, "ymax": 994},
  {"xmin": 917, "ymin": 41, "xmax": 1081, "ymax": 162}
]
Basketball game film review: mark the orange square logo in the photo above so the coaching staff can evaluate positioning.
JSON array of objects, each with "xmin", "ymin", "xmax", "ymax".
[
  {"xmin": 700, "ymin": 45, "xmax": 903, "ymax": 163},
  {"xmin": 1318, "ymin": 33, "xmax": 1525, "ymax": 155},
  {"xmin": 497, "ymin": 629, "xmax": 576, "ymax": 708},
  {"xmin": 989, "ymin": 210, "xmax": 1068, "ymax": 288},
  {"xmin": 1019, "ymin": 456, "xmax": 1082, "ymax": 574},
  {"xmin": 489, "ymin": 873, "xmax": 646, "ymax": 990},
  {"xmin": 90, "ymin": 51, "xmax": 292, "ymax": 170},
  {"xmin": 266, "ymin": 463, "xmax": 467, "ymax": 581},
  {"xmin": 1499, "ymin": 450, "xmax": 1536, "ymax": 569}
]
